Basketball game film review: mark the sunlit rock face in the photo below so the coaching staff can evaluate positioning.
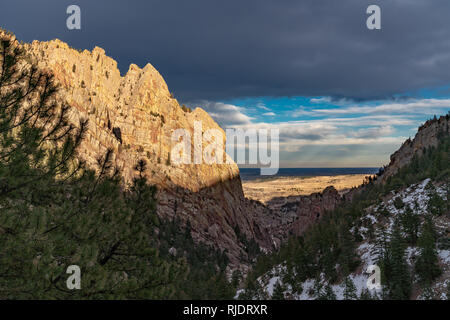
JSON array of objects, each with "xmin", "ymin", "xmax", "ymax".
[
  {"xmin": 24, "ymin": 39, "xmax": 239, "ymax": 190},
  {"xmin": 17, "ymin": 35, "xmax": 276, "ymax": 265}
]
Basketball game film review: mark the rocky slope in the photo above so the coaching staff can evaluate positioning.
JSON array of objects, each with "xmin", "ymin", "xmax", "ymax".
[
  {"xmin": 236, "ymin": 115, "xmax": 450, "ymax": 299},
  {"xmin": 246, "ymin": 179, "xmax": 450, "ymax": 300},
  {"xmin": 0, "ymin": 31, "xmax": 277, "ymax": 265},
  {"xmin": 379, "ymin": 115, "xmax": 450, "ymax": 183}
]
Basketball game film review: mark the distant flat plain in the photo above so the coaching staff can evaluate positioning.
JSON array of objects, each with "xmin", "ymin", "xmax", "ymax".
[{"xmin": 242, "ymin": 174, "xmax": 369, "ymax": 203}]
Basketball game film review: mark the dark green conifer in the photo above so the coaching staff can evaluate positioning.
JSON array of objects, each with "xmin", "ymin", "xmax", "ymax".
[
  {"xmin": 415, "ymin": 216, "xmax": 441, "ymax": 286},
  {"xmin": 343, "ymin": 276, "xmax": 357, "ymax": 300},
  {"xmin": 271, "ymin": 280, "xmax": 286, "ymax": 300}
]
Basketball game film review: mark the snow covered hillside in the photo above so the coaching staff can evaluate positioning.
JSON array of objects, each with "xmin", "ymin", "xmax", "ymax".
[{"xmin": 238, "ymin": 179, "xmax": 449, "ymax": 300}]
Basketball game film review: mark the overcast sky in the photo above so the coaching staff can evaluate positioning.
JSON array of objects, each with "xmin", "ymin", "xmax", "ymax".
[{"xmin": 1, "ymin": 0, "xmax": 449, "ymax": 167}]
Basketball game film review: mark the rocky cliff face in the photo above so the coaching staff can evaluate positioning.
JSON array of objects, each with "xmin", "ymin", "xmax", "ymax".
[
  {"xmin": 265, "ymin": 186, "xmax": 342, "ymax": 237},
  {"xmin": 5, "ymin": 33, "xmax": 276, "ymax": 265},
  {"xmin": 379, "ymin": 115, "xmax": 450, "ymax": 183}
]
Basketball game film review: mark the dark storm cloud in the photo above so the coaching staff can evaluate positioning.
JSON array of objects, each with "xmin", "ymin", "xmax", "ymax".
[{"xmin": 2, "ymin": 0, "xmax": 450, "ymax": 101}]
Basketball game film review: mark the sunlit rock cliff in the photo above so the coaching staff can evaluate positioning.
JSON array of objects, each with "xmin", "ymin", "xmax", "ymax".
[{"xmin": 7, "ymin": 33, "xmax": 277, "ymax": 265}]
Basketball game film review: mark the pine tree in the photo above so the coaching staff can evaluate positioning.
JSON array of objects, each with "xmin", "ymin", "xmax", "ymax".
[
  {"xmin": 337, "ymin": 222, "xmax": 359, "ymax": 274},
  {"xmin": 359, "ymin": 288, "xmax": 373, "ymax": 300},
  {"xmin": 321, "ymin": 283, "xmax": 337, "ymax": 300},
  {"xmin": 415, "ymin": 216, "xmax": 441, "ymax": 286},
  {"xmin": 313, "ymin": 278, "xmax": 323, "ymax": 300},
  {"xmin": 231, "ymin": 269, "xmax": 242, "ymax": 288},
  {"xmin": 374, "ymin": 218, "xmax": 411, "ymax": 300},
  {"xmin": 343, "ymin": 276, "xmax": 357, "ymax": 300},
  {"xmin": 206, "ymin": 272, "xmax": 235, "ymax": 300},
  {"xmin": 0, "ymin": 35, "xmax": 85, "ymax": 298},
  {"xmin": 393, "ymin": 197, "xmax": 405, "ymax": 210},
  {"xmin": 427, "ymin": 190, "xmax": 445, "ymax": 216},
  {"xmin": 400, "ymin": 205, "xmax": 420, "ymax": 245},
  {"xmin": 271, "ymin": 280, "xmax": 286, "ymax": 300},
  {"xmin": 372, "ymin": 226, "xmax": 390, "ymax": 282},
  {"xmin": 387, "ymin": 218, "xmax": 411, "ymax": 300},
  {"xmin": 323, "ymin": 248, "xmax": 338, "ymax": 282},
  {"xmin": 239, "ymin": 277, "xmax": 267, "ymax": 300},
  {"xmin": 293, "ymin": 246, "xmax": 314, "ymax": 283}
]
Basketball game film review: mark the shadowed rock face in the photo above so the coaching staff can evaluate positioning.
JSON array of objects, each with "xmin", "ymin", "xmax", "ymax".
[
  {"xmin": 12, "ymin": 34, "xmax": 276, "ymax": 265},
  {"xmin": 266, "ymin": 186, "xmax": 342, "ymax": 237}
]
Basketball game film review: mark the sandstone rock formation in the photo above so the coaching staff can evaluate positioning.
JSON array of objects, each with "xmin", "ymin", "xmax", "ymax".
[{"xmin": 0, "ymin": 31, "xmax": 277, "ymax": 265}]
